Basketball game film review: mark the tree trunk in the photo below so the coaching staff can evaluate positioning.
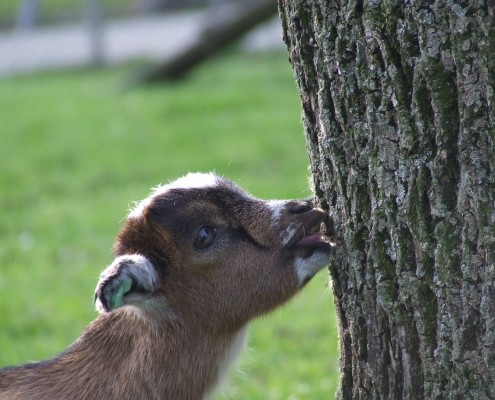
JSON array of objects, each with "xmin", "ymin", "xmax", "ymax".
[{"xmin": 278, "ymin": 1, "xmax": 495, "ymax": 399}]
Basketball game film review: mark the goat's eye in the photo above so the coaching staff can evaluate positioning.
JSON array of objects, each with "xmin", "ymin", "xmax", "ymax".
[{"xmin": 194, "ymin": 227, "xmax": 217, "ymax": 249}]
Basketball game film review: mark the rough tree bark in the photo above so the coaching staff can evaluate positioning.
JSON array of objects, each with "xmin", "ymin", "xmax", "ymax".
[{"xmin": 278, "ymin": 1, "xmax": 494, "ymax": 399}]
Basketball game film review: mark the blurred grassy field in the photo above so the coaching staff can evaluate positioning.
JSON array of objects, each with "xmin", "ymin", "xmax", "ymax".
[
  {"xmin": 0, "ymin": 0, "xmax": 140, "ymax": 25},
  {"xmin": 0, "ymin": 52, "xmax": 339, "ymax": 399}
]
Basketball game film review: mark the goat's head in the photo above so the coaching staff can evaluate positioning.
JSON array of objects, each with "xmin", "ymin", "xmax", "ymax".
[{"xmin": 95, "ymin": 173, "xmax": 332, "ymax": 331}]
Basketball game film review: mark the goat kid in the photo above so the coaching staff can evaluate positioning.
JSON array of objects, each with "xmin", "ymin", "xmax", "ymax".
[{"xmin": 0, "ymin": 173, "xmax": 332, "ymax": 400}]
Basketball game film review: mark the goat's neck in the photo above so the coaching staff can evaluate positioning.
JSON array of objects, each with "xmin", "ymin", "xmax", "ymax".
[{"xmin": 63, "ymin": 308, "xmax": 245, "ymax": 400}]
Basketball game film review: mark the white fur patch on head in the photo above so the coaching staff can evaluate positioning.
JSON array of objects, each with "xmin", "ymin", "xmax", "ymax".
[
  {"xmin": 294, "ymin": 252, "xmax": 330, "ymax": 286},
  {"xmin": 128, "ymin": 172, "xmax": 219, "ymax": 219},
  {"xmin": 166, "ymin": 172, "xmax": 218, "ymax": 190}
]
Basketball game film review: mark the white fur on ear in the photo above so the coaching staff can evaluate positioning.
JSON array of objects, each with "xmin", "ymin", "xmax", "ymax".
[{"xmin": 94, "ymin": 254, "xmax": 159, "ymax": 313}]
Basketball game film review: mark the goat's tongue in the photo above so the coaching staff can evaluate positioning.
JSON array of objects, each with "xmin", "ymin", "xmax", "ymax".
[{"xmin": 297, "ymin": 232, "xmax": 325, "ymax": 246}]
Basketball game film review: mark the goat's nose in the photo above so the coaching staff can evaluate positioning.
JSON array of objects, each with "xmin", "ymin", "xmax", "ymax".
[{"xmin": 287, "ymin": 201, "xmax": 313, "ymax": 214}]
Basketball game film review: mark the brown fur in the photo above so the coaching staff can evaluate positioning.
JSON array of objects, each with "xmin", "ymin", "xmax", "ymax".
[{"xmin": 0, "ymin": 173, "xmax": 331, "ymax": 400}]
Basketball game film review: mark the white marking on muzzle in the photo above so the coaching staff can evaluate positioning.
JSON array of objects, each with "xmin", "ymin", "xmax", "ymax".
[{"xmin": 295, "ymin": 252, "xmax": 330, "ymax": 285}]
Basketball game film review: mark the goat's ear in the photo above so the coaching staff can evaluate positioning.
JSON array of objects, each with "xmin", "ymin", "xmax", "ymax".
[{"xmin": 94, "ymin": 254, "xmax": 158, "ymax": 313}]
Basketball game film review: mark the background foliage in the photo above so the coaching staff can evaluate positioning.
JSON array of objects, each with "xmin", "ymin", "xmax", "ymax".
[{"xmin": 0, "ymin": 52, "xmax": 338, "ymax": 399}]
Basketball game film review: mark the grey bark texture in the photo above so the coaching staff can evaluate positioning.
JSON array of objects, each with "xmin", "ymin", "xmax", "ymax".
[{"xmin": 278, "ymin": 1, "xmax": 495, "ymax": 399}]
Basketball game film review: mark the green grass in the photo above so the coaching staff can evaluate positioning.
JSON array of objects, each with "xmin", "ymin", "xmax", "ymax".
[
  {"xmin": 1, "ymin": 0, "xmax": 137, "ymax": 23},
  {"xmin": 0, "ymin": 52, "xmax": 339, "ymax": 399}
]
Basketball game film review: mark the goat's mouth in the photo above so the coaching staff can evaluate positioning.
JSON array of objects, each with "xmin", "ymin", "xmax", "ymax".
[
  {"xmin": 294, "ymin": 223, "xmax": 331, "ymax": 250},
  {"xmin": 296, "ymin": 229, "xmax": 327, "ymax": 246},
  {"xmin": 285, "ymin": 210, "xmax": 332, "ymax": 251}
]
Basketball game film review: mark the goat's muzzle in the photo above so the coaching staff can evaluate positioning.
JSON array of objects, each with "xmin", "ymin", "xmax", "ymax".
[{"xmin": 283, "ymin": 208, "xmax": 331, "ymax": 251}]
